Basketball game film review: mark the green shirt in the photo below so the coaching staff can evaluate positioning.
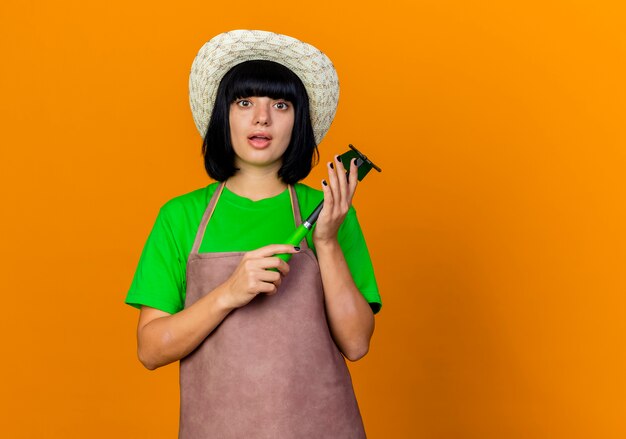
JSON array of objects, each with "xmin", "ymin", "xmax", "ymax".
[{"xmin": 125, "ymin": 182, "xmax": 381, "ymax": 314}]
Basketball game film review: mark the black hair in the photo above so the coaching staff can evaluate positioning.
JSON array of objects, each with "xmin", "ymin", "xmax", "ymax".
[{"xmin": 202, "ymin": 60, "xmax": 318, "ymax": 183}]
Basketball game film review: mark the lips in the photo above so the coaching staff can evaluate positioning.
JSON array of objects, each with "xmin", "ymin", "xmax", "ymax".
[{"xmin": 247, "ymin": 132, "xmax": 273, "ymax": 149}]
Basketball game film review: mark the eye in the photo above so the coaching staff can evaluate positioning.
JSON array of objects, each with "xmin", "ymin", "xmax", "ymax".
[
  {"xmin": 274, "ymin": 101, "xmax": 290, "ymax": 110},
  {"xmin": 236, "ymin": 99, "xmax": 252, "ymax": 107}
]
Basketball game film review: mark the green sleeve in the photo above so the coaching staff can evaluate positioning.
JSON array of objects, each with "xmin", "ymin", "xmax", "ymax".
[
  {"xmin": 336, "ymin": 207, "xmax": 382, "ymax": 314},
  {"xmin": 125, "ymin": 204, "xmax": 186, "ymax": 314}
]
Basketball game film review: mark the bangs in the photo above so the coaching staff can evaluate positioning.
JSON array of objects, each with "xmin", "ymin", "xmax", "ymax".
[{"xmin": 222, "ymin": 60, "xmax": 303, "ymax": 104}]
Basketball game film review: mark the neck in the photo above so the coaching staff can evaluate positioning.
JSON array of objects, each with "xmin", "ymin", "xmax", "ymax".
[{"xmin": 225, "ymin": 165, "xmax": 288, "ymax": 201}]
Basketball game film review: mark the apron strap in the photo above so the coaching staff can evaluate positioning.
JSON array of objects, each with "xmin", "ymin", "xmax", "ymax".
[
  {"xmin": 191, "ymin": 182, "xmax": 225, "ymax": 255},
  {"xmin": 288, "ymin": 185, "xmax": 302, "ymax": 227},
  {"xmin": 288, "ymin": 185, "xmax": 310, "ymax": 250}
]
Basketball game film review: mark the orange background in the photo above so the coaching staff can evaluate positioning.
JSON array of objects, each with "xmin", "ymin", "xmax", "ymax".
[{"xmin": 1, "ymin": 0, "xmax": 625, "ymax": 437}]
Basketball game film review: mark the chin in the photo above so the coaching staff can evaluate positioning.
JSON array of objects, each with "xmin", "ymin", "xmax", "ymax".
[{"xmin": 237, "ymin": 156, "xmax": 283, "ymax": 169}]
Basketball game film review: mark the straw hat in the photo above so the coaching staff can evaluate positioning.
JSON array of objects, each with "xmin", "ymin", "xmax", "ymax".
[{"xmin": 189, "ymin": 29, "xmax": 339, "ymax": 145}]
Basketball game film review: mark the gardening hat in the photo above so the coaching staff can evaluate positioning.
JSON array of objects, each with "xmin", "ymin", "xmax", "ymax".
[{"xmin": 189, "ymin": 29, "xmax": 339, "ymax": 145}]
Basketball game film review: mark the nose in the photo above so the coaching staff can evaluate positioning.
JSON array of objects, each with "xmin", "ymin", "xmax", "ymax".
[{"xmin": 254, "ymin": 101, "xmax": 271, "ymax": 126}]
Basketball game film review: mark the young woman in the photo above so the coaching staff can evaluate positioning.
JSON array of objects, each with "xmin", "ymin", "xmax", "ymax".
[{"xmin": 126, "ymin": 30, "xmax": 382, "ymax": 438}]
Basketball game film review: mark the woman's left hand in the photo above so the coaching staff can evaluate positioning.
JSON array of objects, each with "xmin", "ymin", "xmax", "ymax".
[{"xmin": 313, "ymin": 154, "xmax": 358, "ymax": 245}]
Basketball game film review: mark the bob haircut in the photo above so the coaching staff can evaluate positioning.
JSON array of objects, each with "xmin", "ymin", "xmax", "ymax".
[{"xmin": 202, "ymin": 60, "xmax": 318, "ymax": 184}]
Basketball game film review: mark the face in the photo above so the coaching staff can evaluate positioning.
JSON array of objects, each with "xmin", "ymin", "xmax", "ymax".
[{"xmin": 229, "ymin": 96, "xmax": 295, "ymax": 171}]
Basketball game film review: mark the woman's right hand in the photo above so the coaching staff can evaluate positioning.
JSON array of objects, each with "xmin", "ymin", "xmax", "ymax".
[{"xmin": 220, "ymin": 244, "xmax": 300, "ymax": 310}]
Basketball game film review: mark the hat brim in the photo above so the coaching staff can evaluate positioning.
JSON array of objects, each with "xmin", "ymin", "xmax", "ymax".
[{"xmin": 189, "ymin": 30, "xmax": 339, "ymax": 145}]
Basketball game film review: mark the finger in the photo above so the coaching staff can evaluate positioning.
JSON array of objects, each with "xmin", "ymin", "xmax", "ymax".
[
  {"xmin": 251, "ymin": 244, "xmax": 301, "ymax": 258},
  {"xmin": 259, "ymin": 257, "xmax": 291, "ymax": 276},
  {"xmin": 262, "ymin": 284, "xmax": 279, "ymax": 296},
  {"xmin": 256, "ymin": 281, "xmax": 278, "ymax": 295},
  {"xmin": 257, "ymin": 269, "xmax": 282, "ymax": 285},
  {"xmin": 321, "ymin": 178, "xmax": 333, "ymax": 218},
  {"xmin": 348, "ymin": 158, "xmax": 359, "ymax": 203},
  {"xmin": 334, "ymin": 154, "xmax": 348, "ymax": 202},
  {"xmin": 326, "ymin": 160, "xmax": 341, "ymax": 208}
]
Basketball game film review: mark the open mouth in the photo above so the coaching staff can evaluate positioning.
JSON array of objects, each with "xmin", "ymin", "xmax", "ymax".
[{"xmin": 247, "ymin": 134, "xmax": 272, "ymax": 148}]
